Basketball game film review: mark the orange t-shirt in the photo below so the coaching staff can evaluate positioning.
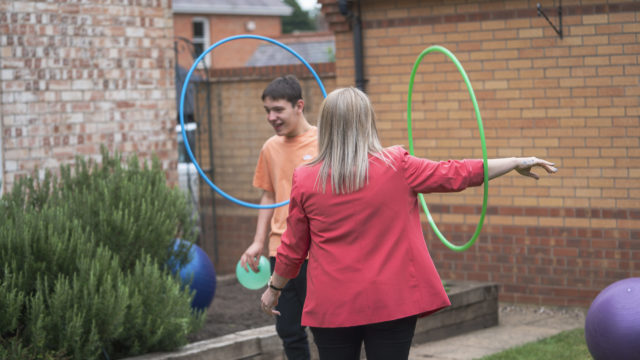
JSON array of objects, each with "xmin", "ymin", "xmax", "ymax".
[{"xmin": 253, "ymin": 126, "xmax": 318, "ymax": 256}]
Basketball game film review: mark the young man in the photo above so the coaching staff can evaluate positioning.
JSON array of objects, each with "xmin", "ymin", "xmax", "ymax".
[{"xmin": 240, "ymin": 75, "xmax": 317, "ymax": 360}]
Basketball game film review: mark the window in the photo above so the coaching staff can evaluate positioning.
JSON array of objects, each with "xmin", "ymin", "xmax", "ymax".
[
  {"xmin": 175, "ymin": 123, "xmax": 199, "ymax": 212},
  {"xmin": 192, "ymin": 17, "xmax": 210, "ymax": 65},
  {"xmin": 176, "ymin": 123, "xmax": 197, "ymax": 164},
  {"xmin": 0, "ymin": 131, "xmax": 3, "ymax": 194}
]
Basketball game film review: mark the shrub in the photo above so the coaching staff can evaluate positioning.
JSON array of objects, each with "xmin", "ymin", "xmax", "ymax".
[{"xmin": 0, "ymin": 149, "xmax": 205, "ymax": 359}]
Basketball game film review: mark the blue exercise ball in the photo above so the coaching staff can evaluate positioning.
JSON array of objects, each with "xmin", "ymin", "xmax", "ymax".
[
  {"xmin": 585, "ymin": 277, "xmax": 640, "ymax": 360},
  {"xmin": 172, "ymin": 239, "xmax": 217, "ymax": 311}
]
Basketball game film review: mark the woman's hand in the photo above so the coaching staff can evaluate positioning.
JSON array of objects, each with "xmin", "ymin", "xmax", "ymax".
[
  {"xmin": 514, "ymin": 157, "xmax": 558, "ymax": 179},
  {"xmin": 487, "ymin": 157, "xmax": 558, "ymax": 180},
  {"xmin": 260, "ymin": 287, "xmax": 281, "ymax": 316}
]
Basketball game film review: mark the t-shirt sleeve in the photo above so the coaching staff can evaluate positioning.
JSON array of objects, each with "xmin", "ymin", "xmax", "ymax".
[
  {"xmin": 253, "ymin": 146, "xmax": 274, "ymax": 192},
  {"xmin": 400, "ymin": 149, "xmax": 485, "ymax": 193},
  {"xmin": 275, "ymin": 170, "xmax": 310, "ymax": 279}
]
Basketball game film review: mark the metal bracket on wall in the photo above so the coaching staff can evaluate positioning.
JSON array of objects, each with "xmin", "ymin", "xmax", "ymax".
[{"xmin": 537, "ymin": 1, "xmax": 563, "ymax": 39}]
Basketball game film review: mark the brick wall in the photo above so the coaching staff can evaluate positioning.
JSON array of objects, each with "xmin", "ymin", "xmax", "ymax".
[
  {"xmin": 174, "ymin": 13, "xmax": 283, "ymax": 69},
  {"xmin": 319, "ymin": 0, "xmax": 639, "ymax": 307},
  {"xmin": 0, "ymin": 0, "xmax": 178, "ymax": 191},
  {"xmin": 194, "ymin": 64, "xmax": 336, "ymax": 273}
]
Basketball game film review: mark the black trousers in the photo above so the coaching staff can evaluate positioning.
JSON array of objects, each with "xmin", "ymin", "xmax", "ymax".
[
  {"xmin": 270, "ymin": 257, "xmax": 310, "ymax": 360},
  {"xmin": 310, "ymin": 315, "xmax": 418, "ymax": 360}
]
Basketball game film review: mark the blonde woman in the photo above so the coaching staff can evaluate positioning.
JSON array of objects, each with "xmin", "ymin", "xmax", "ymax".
[{"xmin": 261, "ymin": 87, "xmax": 557, "ymax": 360}]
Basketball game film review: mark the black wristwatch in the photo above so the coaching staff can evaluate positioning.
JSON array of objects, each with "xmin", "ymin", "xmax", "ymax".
[{"xmin": 268, "ymin": 280, "xmax": 283, "ymax": 292}]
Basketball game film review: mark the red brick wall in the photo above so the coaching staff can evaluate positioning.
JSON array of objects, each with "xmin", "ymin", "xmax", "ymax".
[
  {"xmin": 195, "ymin": 64, "xmax": 336, "ymax": 274},
  {"xmin": 319, "ymin": 0, "xmax": 640, "ymax": 307},
  {"xmin": 173, "ymin": 13, "xmax": 283, "ymax": 69},
  {"xmin": 1, "ymin": 0, "xmax": 178, "ymax": 190},
  {"xmin": 209, "ymin": 15, "xmax": 283, "ymax": 69}
]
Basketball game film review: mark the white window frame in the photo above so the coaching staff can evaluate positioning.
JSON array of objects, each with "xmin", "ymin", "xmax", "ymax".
[
  {"xmin": 175, "ymin": 123, "xmax": 198, "ymax": 164},
  {"xmin": 191, "ymin": 17, "xmax": 211, "ymax": 67},
  {"xmin": 0, "ymin": 120, "xmax": 3, "ymax": 194}
]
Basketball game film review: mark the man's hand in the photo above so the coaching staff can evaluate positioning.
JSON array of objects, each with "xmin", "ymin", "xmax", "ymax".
[{"xmin": 240, "ymin": 242, "xmax": 264, "ymax": 272}]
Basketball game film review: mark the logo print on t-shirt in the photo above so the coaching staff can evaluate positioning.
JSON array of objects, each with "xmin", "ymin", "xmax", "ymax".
[{"xmin": 303, "ymin": 154, "xmax": 313, "ymax": 161}]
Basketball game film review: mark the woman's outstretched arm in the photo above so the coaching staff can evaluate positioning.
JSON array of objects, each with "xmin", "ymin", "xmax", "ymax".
[{"xmin": 487, "ymin": 157, "xmax": 557, "ymax": 180}]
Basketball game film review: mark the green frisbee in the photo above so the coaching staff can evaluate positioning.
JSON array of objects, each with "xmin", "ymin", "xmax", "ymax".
[{"xmin": 407, "ymin": 45, "xmax": 489, "ymax": 252}]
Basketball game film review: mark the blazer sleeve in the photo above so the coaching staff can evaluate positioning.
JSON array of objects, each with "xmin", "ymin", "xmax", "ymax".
[
  {"xmin": 275, "ymin": 170, "xmax": 311, "ymax": 279},
  {"xmin": 400, "ymin": 149, "xmax": 485, "ymax": 194}
]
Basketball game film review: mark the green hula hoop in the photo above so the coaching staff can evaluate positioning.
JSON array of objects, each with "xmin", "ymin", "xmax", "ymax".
[{"xmin": 407, "ymin": 45, "xmax": 489, "ymax": 252}]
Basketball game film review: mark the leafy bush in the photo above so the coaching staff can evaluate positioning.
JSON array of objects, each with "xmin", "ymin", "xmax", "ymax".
[{"xmin": 0, "ymin": 148, "xmax": 205, "ymax": 359}]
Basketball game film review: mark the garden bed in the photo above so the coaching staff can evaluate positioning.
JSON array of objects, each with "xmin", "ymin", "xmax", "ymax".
[{"xmin": 124, "ymin": 277, "xmax": 498, "ymax": 360}]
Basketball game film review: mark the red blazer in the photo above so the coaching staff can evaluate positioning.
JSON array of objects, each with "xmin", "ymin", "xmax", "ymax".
[{"xmin": 275, "ymin": 146, "xmax": 484, "ymax": 328}]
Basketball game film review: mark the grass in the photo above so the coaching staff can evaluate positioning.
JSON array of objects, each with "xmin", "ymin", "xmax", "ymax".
[{"xmin": 478, "ymin": 328, "xmax": 592, "ymax": 360}]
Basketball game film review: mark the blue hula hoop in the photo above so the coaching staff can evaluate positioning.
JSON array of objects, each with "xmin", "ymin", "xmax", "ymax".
[{"xmin": 179, "ymin": 34, "xmax": 327, "ymax": 209}]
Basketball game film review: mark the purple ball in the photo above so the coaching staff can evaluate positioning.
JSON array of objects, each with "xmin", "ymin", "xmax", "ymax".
[{"xmin": 585, "ymin": 277, "xmax": 640, "ymax": 360}]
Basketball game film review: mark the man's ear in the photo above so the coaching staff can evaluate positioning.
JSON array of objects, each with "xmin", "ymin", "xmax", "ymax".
[{"xmin": 295, "ymin": 99, "xmax": 305, "ymax": 113}]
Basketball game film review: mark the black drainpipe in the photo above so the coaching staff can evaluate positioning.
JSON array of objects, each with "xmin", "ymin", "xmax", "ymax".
[{"xmin": 338, "ymin": 0, "xmax": 366, "ymax": 92}]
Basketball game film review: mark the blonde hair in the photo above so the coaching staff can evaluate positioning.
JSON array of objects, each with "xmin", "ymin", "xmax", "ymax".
[{"xmin": 311, "ymin": 87, "xmax": 391, "ymax": 194}]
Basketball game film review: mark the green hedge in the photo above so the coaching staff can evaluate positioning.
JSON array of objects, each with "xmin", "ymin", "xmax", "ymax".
[{"xmin": 0, "ymin": 149, "xmax": 205, "ymax": 359}]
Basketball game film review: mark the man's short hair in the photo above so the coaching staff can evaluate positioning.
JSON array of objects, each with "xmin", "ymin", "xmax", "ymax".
[{"xmin": 262, "ymin": 75, "xmax": 303, "ymax": 107}]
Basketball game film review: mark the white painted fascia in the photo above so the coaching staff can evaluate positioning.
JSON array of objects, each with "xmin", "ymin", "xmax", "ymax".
[{"xmin": 172, "ymin": 4, "xmax": 292, "ymax": 16}]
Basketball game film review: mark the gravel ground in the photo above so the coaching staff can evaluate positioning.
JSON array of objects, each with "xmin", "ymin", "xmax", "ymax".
[{"xmin": 187, "ymin": 275, "xmax": 274, "ymax": 342}]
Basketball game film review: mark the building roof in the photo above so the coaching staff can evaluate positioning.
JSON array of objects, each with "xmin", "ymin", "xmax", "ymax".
[
  {"xmin": 245, "ymin": 34, "xmax": 335, "ymax": 66},
  {"xmin": 172, "ymin": 0, "xmax": 292, "ymax": 16}
]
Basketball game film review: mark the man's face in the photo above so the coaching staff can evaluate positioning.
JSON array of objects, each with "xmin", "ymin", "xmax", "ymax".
[{"xmin": 263, "ymin": 97, "xmax": 303, "ymax": 137}]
